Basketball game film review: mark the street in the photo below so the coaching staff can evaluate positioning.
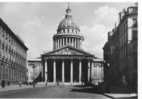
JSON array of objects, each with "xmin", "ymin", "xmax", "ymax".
[{"xmin": 0, "ymin": 85, "xmax": 111, "ymax": 98}]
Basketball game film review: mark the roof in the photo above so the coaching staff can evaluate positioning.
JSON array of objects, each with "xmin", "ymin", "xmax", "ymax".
[
  {"xmin": 0, "ymin": 18, "xmax": 28, "ymax": 50},
  {"xmin": 57, "ymin": 5, "xmax": 80, "ymax": 32},
  {"xmin": 42, "ymin": 46, "xmax": 96, "ymax": 58},
  {"xmin": 28, "ymin": 58, "xmax": 41, "ymax": 62},
  {"xmin": 93, "ymin": 58, "xmax": 104, "ymax": 62}
]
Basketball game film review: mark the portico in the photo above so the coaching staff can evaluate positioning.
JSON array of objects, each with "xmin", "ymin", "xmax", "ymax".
[{"xmin": 42, "ymin": 47, "xmax": 94, "ymax": 85}]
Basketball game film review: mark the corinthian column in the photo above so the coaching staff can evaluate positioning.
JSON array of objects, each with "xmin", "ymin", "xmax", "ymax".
[
  {"xmin": 69, "ymin": 38, "xmax": 71, "ymax": 46},
  {"xmin": 63, "ymin": 38, "xmax": 65, "ymax": 47},
  {"xmin": 62, "ymin": 60, "xmax": 65, "ymax": 83},
  {"xmin": 61, "ymin": 38, "xmax": 63, "ymax": 48},
  {"xmin": 73, "ymin": 38, "xmax": 75, "ymax": 47},
  {"xmin": 79, "ymin": 60, "xmax": 82, "ymax": 83},
  {"xmin": 53, "ymin": 60, "xmax": 56, "ymax": 83},
  {"xmin": 70, "ymin": 61, "xmax": 73, "ymax": 84},
  {"xmin": 88, "ymin": 61, "xmax": 90, "ymax": 82},
  {"xmin": 59, "ymin": 39, "xmax": 60, "ymax": 48},
  {"xmin": 57, "ymin": 39, "xmax": 59, "ymax": 48},
  {"xmin": 65, "ymin": 37, "xmax": 67, "ymax": 46},
  {"xmin": 75, "ymin": 38, "xmax": 76, "ymax": 48},
  {"xmin": 78, "ymin": 39, "xmax": 79, "ymax": 48},
  {"xmin": 45, "ymin": 60, "xmax": 47, "ymax": 82}
]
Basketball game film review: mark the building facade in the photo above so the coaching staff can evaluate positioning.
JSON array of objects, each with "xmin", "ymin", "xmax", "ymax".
[
  {"xmin": 27, "ymin": 58, "xmax": 43, "ymax": 82},
  {"xmin": 103, "ymin": 27, "xmax": 121, "ymax": 91},
  {"xmin": 41, "ymin": 6, "xmax": 104, "ymax": 85},
  {"xmin": 103, "ymin": 4, "xmax": 137, "ymax": 92},
  {"xmin": 91, "ymin": 59, "xmax": 104, "ymax": 86},
  {"xmin": 0, "ymin": 18, "xmax": 28, "ymax": 85}
]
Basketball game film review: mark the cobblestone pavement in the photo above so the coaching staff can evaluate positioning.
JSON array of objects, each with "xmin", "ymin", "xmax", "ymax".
[
  {"xmin": 0, "ymin": 84, "xmax": 137, "ymax": 99},
  {"xmin": 0, "ymin": 85, "xmax": 111, "ymax": 98}
]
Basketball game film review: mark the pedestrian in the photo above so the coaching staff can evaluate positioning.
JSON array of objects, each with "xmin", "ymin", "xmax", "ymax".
[
  {"xmin": 33, "ymin": 80, "xmax": 36, "ymax": 88},
  {"xmin": 1, "ymin": 80, "xmax": 5, "ymax": 88},
  {"xmin": 7, "ymin": 81, "xmax": 10, "ymax": 86}
]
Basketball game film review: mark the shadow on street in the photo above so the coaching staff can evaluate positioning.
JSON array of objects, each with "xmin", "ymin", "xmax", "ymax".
[{"xmin": 71, "ymin": 85, "xmax": 103, "ymax": 94}]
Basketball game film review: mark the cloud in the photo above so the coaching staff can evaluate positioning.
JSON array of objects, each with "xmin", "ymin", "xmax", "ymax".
[
  {"xmin": 19, "ymin": 16, "xmax": 53, "ymax": 58},
  {"xmin": 81, "ymin": 5, "xmax": 120, "ymax": 58},
  {"xmin": 0, "ymin": 3, "xmax": 54, "ymax": 59},
  {"xmin": 0, "ymin": 3, "xmax": 123, "ymax": 59},
  {"xmin": 81, "ymin": 24, "xmax": 109, "ymax": 58},
  {"xmin": 94, "ymin": 5, "xmax": 120, "ymax": 27}
]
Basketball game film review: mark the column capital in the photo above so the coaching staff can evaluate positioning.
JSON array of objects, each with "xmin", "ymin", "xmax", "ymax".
[
  {"xmin": 62, "ymin": 60, "xmax": 64, "ymax": 63},
  {"xmin": 70, "ymin": 60, "xmax": 73, "ymax": 63},
  {"xmin": 53, "ymin": 59, "xmax": 56, "ymax": 62},
  {"xmin": 79, "ymin": 59, "xmax": 82, "ymax": 62}
]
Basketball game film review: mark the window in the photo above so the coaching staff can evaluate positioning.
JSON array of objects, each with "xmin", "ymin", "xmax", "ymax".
[
  {"xmin": 65, "ymin": 29, "xmax": 67, "ymax": 33},
  {"xmin": 128, "ymin": 18, "xmax": 133, "ymax": 28},
  {"xmin": 128, "ymin": 28, "xmax": 132, "ymax": 42},
  {"xmin": 69, "ymin": 29, "xmax": 72, "ymax": 33},
  {"xmin": 2, "ymin": 31, "xmax": 4, "ymax": 37},
  {"xmin": 61, "ymin": 30, "xmax": 63, "ymax": 33},
  {"xmin": 128, "ymin": 7, "xmax": 134, "ymax": 14},
  {"xmin": 133, "ymin": 18, "xmax": 137, "ymax": 28},
  {"xmin": 2, "ymin": 43, "xmax": 4, "ymax": 50},
  {"xmin": 6, "ymin": 33, "xmax": 8, "ymax": 40},
  {"xmin": 132, "ymin": 30, "xmax": 137, "ymax": 40}
]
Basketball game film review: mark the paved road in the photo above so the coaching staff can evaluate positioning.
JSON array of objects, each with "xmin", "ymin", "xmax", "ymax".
[{"xmin": 0, "ymin": 86, "xmax": 111, "ymax": 98}]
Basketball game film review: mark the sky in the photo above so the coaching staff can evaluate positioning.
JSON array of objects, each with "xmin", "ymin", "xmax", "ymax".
[{"xmin": 0, "ymin": 2, "xmax": 135, "ymax": 59}]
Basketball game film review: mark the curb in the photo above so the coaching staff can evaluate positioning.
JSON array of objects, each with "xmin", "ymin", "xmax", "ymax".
[{"xmin": 103, "ymin": 93, "xmax": 137, "ymax": 99}]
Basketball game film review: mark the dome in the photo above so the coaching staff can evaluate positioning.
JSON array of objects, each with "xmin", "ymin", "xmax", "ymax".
[
  {"xmin": 57, "ymin": 6, "xmax": 80, "ymax": 32},
  {"xmin": 58, "ymin": 17, "xmax": 79, "ymax": 30},
  {"xmin": 53, "ymin": 5, "xmax": 84, "ymax": 50}
]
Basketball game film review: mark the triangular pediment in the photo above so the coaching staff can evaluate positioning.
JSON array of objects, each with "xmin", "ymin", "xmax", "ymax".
[
  {"xmin": 51, "ymin": 47, "xmax": 83, "ymax": 55},
  {"xmin": 43, "ymin": 46, "xmax": 94, "ymax": 56}
]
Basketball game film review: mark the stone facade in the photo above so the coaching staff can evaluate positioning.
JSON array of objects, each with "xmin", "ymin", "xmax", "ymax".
[
  {"xmin": 27, "ymin": 59, "xmax": 43, "ymax": 82},
  {"xmin": 0, "ymin": 18, "xmax": 28, "ymax": 85},
  {"xmin": 103, "ymin": 4, "xmax": 137, "ymax": 92}
]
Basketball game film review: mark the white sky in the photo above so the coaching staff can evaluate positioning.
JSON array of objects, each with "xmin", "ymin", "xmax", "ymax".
[{"xmin": 0, "ymin": 2, "xmax": 135, "ymax": 59}]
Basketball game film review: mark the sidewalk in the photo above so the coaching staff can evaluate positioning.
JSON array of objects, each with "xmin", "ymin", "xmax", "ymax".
[
  {"xmin": 104, "ymin": 93, "xmax": 137, "ymax": 99},
  {"xmin": 0, "ymin": 85, "xmax": 32, "ymax": 92},
  {"xmin": 0, "ymin": 82, "xmax": 46, "ymax": 92}
]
